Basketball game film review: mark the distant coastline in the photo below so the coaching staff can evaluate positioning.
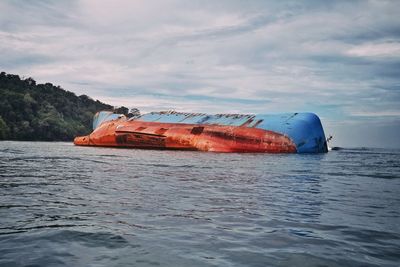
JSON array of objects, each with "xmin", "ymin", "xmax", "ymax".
[{"xmin": 0, "ymin": 72, "xmax": 127, "ymax": 141}]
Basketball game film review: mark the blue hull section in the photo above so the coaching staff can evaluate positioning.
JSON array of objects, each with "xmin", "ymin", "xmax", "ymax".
[{"xmin": 255, "ymin": 113, "xmax": 327, "ymax": 153}]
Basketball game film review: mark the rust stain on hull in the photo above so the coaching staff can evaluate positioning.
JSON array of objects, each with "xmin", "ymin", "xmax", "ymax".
[{"xmin": 74, "ymin": 120, "xmax": 297, "ymax": 153}]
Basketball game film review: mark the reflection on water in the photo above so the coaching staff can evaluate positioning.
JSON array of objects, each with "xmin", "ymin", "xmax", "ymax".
[{"xmin": 0, "ymin": 141, "xmax": 399, "ymax": 267}]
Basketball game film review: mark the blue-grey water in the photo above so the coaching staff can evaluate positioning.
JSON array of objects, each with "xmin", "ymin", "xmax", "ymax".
[{"xmin": 0, "ymin": 141, "xmax": 399, "ymax": 267}]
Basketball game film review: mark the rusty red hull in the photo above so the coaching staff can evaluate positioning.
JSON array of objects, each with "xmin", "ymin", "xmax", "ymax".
[{"xmin": 74, "ymin": 119, "xmax": 297, "ymax": 153}]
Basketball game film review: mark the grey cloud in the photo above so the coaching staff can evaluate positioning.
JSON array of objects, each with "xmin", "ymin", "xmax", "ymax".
[
  {"xmin": 0, "ymin": 0, "xmax": 77, "ymax": 31},
  {"xmin": 0, "ymin": 51, "xmax": 53, "ymax": 69}
]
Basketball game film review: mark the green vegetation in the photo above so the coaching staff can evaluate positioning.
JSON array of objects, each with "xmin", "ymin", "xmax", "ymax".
[{"xmin": 0, "ymin": 72, "xmax": 126, "ymax": 141}]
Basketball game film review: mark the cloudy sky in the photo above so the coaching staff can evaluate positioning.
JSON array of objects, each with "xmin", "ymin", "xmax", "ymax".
[{"xmin": 1, "ymin": 0, "xmax": 399, "ymax": 148}]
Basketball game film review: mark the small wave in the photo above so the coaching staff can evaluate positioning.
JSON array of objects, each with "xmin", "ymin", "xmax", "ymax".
[{"xmin": 0, "ymin": 148, "xmax": 25, "ymax": 154}]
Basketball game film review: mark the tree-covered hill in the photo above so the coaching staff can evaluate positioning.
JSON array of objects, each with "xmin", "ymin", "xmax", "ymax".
[{"xmin": 0, "ymin": 72, "xmax": 126, "ymax": 141}]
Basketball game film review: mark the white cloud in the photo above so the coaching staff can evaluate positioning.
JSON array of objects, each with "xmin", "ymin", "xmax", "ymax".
[
  {"xmin": 346, "ymin": 42, "xmax": 400, "ymax": 57},
  {"xmin": 349, "ymin": 110, "xmax": 400, "ymax": 117}
]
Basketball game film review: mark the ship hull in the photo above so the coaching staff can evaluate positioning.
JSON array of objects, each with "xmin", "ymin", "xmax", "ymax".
[{"xmin": 74, "ymin": 111, "xmax": 328, "ymax": 153}]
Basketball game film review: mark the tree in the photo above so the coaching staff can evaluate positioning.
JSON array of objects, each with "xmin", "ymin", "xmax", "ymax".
[
  {"xmin": 114, "ymin": 106, "xmax": 129, "ymax": 115},
  {"xmin": 0, "ymin": 72, "xmax": 115, "ymax": 141},
  {"xmin": 0, "ymin": 116, "xmax": 9, "ymax": 139}
]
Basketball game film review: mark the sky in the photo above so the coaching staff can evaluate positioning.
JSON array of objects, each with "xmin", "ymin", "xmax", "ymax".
[{"xmin": 1, "ymin": 0, "xmax": 400, "ymax": 148}]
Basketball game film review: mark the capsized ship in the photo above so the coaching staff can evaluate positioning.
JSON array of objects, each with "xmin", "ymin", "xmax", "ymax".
[{"xmin": 74, "ymin": 110, "xmax": 328, "ymax": 153}]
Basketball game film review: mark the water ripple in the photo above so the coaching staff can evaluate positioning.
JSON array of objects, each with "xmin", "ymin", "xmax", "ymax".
[{"xmin": 0, "ymin": 141, "xmax": 399, "ymax": 267}]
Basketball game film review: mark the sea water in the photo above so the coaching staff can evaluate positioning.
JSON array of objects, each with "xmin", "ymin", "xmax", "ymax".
[{"xmin": 0, "ymin": 141, "xmax": 399, "ymax": 267}]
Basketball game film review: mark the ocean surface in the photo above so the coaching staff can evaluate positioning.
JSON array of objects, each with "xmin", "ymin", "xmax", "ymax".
[{"xmin": 0, "ymin": 141, "xmax": 399, "ymax": 267}]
